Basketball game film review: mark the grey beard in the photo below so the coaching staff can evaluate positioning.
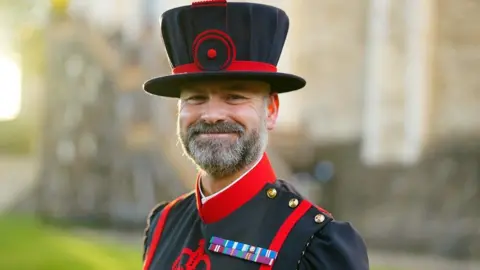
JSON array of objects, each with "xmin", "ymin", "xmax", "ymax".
[{"xmin": 178, "ymin": 121, "xmax": 267, "ymax": 178}]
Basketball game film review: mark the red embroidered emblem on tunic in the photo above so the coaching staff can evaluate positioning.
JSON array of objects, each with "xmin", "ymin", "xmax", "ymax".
[{"xmin": 172, "ymin": 239, "xmax": 211, "ymax": 270}]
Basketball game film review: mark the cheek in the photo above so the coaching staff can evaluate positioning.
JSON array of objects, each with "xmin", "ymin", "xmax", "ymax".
[
  {"xmin": 178, "ymin": 108, "xmax": 196, "ymax": 131},
  {"xmin": 236, "ymin": 110, "xmax": 267, "ymax": 131}
]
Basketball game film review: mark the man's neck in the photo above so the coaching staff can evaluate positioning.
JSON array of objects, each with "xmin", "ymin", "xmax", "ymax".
[{"xmin": 200, "ymin": 159, "xmax": 260, "ymax": 197}]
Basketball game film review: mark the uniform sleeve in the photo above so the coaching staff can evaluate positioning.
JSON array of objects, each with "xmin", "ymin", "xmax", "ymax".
[
  {"xmin": 298, "ymin": 220, "xmax": 369, "ymax": 270},
  {"xmin": 142, "ymin": 202, "xmax": 168, "ymax": 261}
]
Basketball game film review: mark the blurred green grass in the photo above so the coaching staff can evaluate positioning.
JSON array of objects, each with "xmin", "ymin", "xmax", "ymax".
[
  {"xmin": 0, "ymin": 215, "xmax": 400, "ymax": 270},
  {"xmin": 0, "ymin": 216, "xmax": 141, "ymax": 270}
]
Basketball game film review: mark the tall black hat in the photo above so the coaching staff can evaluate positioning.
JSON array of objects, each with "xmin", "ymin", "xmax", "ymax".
[{"xmin": 143, "ymin": 0, "xmax": 306, "ymax": 98}]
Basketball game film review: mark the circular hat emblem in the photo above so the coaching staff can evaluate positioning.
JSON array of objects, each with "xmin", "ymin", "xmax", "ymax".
[{"xmin": 193, "ymin": 30, "xmax": 236, "ymax": 71}]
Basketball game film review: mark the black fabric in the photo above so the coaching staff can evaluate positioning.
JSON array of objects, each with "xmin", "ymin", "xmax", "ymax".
[
  {"xmin": 160, "ymin": 3, "xmax": 288, "ymax": 67},
  {"xmin": 298, "ymin": 221, "xmax": 370, "ymax": 270},
  {"xmin": 143, "ymin": 180, "xmax": 369, "ymax": 269}
]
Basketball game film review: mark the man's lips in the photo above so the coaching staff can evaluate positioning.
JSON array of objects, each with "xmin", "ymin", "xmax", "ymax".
[{"xmin": 197, "ymin": 132, "xmax": 238, "ymax": 138}]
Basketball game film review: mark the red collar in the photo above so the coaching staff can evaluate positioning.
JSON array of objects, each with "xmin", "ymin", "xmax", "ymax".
[{"xmin": 195, "ymin": 153, "xmax": 277, "ymax": 224}]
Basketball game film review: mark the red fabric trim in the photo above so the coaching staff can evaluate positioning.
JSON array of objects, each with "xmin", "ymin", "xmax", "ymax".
[
  {"xmin": 143, "ymin": 193, "xmax": 189, "ymax": 270},
  {"xmin": 195, "ymin": 153, "xmax": 277, "ymax": 224},
  {"xmin": 192, "ymin": 3, "xmax": 227, "ymax": 7},
  {"xmin": 314, "ymin": 205, "xmax": 333, "ymax": 218},
  {"xmin": 259, "ymin": 200, "xmax": 312, "ymax": 270},
  {"xmin": 172, "ymin": 61, "xmax": 277, "ymax": 74},
  {"xmin": 192, "ymin": 0, "xmax": 226, "ymax": 7}
]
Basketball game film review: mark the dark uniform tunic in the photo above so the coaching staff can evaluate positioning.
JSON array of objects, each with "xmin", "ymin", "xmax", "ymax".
[{"xmin": 143, "ymin": 154, "xmax": 369, "ymax": 269}]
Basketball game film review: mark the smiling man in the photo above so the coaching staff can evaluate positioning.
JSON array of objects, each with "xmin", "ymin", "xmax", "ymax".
[
  {"xmin": 178, "ymin": 80, "xmax": 273, "ymax": 192},
  {"xmin": 142, "ymin": 1, "xmax": 369, "ymax": 270}
]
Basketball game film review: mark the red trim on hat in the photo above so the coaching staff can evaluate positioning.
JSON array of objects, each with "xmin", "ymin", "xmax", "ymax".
[
  {"xmin": 192, "ymin": 0, "xmax": 227, "ymax": 7},
  {"xmin": 143, "ymin": 193, "xmax": 189, "ymax": 270},
  {"xmin": 173, "ymin": 61, "xmax": 277, "ymax": 74},
  {"xmin": 195, "ymin": 153, "xmax": 277, "ymax": 224},
  {"xmin": 259, "ymin": 200, "xmax": 312, "ymax": 269}
]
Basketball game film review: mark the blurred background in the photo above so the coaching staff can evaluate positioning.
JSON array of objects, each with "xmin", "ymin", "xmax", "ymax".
[{"xmin": 0, "ymin": 0, "xmax": 479, "ymax": 269}]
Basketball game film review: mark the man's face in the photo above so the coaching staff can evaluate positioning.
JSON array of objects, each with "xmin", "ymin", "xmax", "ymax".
[{"xmin": 177, "ymin": 80, "xmax": 279, "ymax": 178}]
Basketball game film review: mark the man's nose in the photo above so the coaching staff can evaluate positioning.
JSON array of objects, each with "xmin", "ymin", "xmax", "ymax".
[{"xmin": 200, "ymin": 99, "xmax": 228, "ymax": 124}]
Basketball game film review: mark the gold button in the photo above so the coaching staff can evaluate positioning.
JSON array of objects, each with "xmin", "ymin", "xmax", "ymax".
[
  {"xmin": 288, "ymin": 198, "xmax": 299, "ymax": 208},
  {"xmin": 314, "ymin": 214, "xmax": 325, "ymax": 223},
  {"xmin": 266, "ymin": 188, "xmax": 277, "ymax": 198}
]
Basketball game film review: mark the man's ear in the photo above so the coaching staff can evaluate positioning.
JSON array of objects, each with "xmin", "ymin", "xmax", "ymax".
[{"xmin": 266, "ymin": 93, "xmax": 279, "ymax": 130}]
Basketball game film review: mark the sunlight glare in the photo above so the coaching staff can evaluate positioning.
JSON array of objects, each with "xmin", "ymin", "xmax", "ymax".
[{"xmin": 0, "ymin": 56, "xmax": 22, "ymax": 121}]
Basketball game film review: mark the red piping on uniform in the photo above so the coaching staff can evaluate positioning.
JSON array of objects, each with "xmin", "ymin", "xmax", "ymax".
[
  {"xmin": 259, "ymin": 200, "xmax": 312, "ymax": 270},
  {"xmin": 195, "ymin": 153, "xmax": 277, "ymax": 224},
  {"xmin": 143, "ymin": 193, "xmax": 189, "ymax": 270},
  {"xmin": 172, "ymin": 61, "xmax": 277, "ymax": 74},
  {"xmin": 314, "ymin": 205, "xmax": 333, "ymax": 218}
]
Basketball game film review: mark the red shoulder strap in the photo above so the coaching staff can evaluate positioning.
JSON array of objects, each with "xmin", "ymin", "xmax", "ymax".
[
  {"xmin": 143, "ymin": 193, "xmax": 189, "ymax": 270},
  {"xmin": 259, "ymin": 200, "xmax": 313, "ymax": 270}
]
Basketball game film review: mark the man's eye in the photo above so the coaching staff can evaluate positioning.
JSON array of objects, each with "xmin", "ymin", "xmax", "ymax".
[
  {"xmin": 187, "ymin": 96, "xmax": 206, "ymax": 102},
  {"xmin": 227, "ymin": 95, "xmax": 246, "ymax": 100}
]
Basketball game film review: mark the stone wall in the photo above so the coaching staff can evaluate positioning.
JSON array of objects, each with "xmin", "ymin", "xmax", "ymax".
[
  {"xmin": 317, "ymin": 140, "xmax": 480, "ymax": 260},
  {"xmin": 432, "ymin": 0, "xmax": 480, "ymax": 142}
]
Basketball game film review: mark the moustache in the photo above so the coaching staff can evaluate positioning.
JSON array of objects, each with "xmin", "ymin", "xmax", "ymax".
[{"xmin": 187, "ymin": 121, "xmax": 245, "ymax": 138}]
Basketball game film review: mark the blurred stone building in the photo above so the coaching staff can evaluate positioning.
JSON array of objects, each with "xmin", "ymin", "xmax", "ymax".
[{"xmin": 278, "ymin": 0, "xmax": 480, "ymax": 259}]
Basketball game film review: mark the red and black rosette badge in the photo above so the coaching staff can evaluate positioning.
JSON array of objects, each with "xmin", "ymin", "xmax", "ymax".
[{"xmin": 193, "ymin": 30, "xmax": 237, "ymax": 72}]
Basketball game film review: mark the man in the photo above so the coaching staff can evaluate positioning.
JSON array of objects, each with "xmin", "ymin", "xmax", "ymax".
[{"xmin": 142, "ymin": 1, "xmax": 369, "ymax": 269}]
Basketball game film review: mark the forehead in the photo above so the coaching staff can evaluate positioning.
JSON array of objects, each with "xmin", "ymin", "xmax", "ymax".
[{"xmin": 179, "ymin": 80, "xmax": 270, "ymax": 95}]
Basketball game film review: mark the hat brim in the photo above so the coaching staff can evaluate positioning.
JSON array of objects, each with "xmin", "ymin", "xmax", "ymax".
[{"xmin": 143, "ymin": 71, "xmax": 306, "ymax": 98}]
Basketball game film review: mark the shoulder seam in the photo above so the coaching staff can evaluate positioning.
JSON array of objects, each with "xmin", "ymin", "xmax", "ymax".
[
  {"xmin": 142, "ymin": 190, "xmax": 194, "ymax": 260},
  {"xmin": 143, "ymin": 201, "xmax": 168, "ymax": 260},
  {"xmin": 142, "ymin": 191, "xmax": 194, "ymax": 263},
  {"xmin": 295, "ymin": 234, "xmax": 315, "ymax": 270},
  {"xmin": 295, "ymin": 217, "xmax": 333, "ymax": 270}
]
